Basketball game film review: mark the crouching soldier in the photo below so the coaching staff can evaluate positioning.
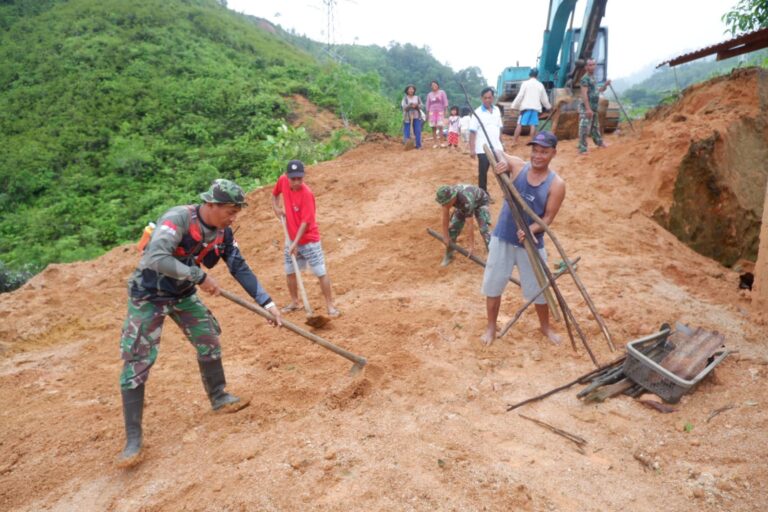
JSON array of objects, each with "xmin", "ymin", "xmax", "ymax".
[
  {"xmin": 117, "ymin": 179, "xmax": 282, "ymax": 468},
  {"xmin": 435, "ymin": 184, "xmax": 492, "ymax": 266}
]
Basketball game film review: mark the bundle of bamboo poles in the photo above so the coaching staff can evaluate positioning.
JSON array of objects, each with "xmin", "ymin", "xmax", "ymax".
[
  {"xmin": 458, "ymin": 81, "xmax": 614, "ymax": 368},
  {"xmin": 483, "ymin": 143, "xmax": 615, "ymax": 367}
]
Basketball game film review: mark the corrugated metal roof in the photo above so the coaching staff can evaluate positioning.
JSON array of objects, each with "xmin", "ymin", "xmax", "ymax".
[{"xmin": 657, "ymin": 27, "xmax": 768, "ymax": 68}]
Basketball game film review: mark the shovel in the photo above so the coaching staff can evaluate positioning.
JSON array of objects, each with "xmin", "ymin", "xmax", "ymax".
[
  {"xmin": 220, "ymin": 289, "xmax": 366, "ymax": 375},
  {"xmin": 280, "ymin": 216, "xmax": 331, "ymax": 328}
]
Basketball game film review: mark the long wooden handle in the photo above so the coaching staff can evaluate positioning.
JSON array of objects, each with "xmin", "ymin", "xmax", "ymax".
[
  {"xmin": 426, "ymin": 228, "xmax": 521, "ymax": 287},
  {"xmin": 280, "ymin": 216, "xmax": 314, "ymax": 316},
  {"xmin": 220, "ymin": 289, "xmax": 367, "ymax": 368}
]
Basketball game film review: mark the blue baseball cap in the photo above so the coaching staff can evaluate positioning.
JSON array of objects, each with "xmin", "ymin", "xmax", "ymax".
[{"xmin": 527, "ymin": 131, "xmax": 558, "ymax": 148}]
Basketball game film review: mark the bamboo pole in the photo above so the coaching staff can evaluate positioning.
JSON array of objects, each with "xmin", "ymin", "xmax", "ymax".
[
  {"xmin": 506, "ymin": 353, "xmax": 627, "ymax": 411},
  {"xmin": 499, "ymin": 257, "xmax": 580, "ymax": 337},
  {"xmin": 426, "ymin": 228, "xmax": 520, "ymax": 287}
]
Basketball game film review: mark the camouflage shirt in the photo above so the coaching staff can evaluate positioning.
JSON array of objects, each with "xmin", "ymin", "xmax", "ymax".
[
  {"xmin": 128, "ymin": 205, "xmax": 272, "ymax": 305},
  {"xmin": 579, "ymin": 73, "xmax": 600, "ymax": 111},
  {"xmin": 452, "ymin": 184, "xmax": 489, "ymax": 217}
]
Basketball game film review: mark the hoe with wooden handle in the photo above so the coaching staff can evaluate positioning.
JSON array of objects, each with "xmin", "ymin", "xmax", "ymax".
[
  {"xmin": 280, "ymin": 216, "xmax": 331, "ymax": 328},
  {"xmin": 220, "ymin": 289, "xmax": 366, "ymax": 375}
]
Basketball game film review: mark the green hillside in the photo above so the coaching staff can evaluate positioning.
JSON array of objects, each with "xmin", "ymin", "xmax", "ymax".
[
  {"xmin": 284, "ymin": 34, "xmax": 489, "ymax": 107},
  {"xmin": 0, "ymin": 0, "xmax": 399, "ymax": 287}
]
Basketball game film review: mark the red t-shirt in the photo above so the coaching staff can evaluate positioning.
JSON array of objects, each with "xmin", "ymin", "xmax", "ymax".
[{"xmin": 272, "ymin": 175, "xmax": 320, "ymax": 244}]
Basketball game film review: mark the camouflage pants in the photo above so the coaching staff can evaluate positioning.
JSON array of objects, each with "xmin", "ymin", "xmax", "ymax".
[
  {"xmin": 448, "ymin": 206, "xmax": 492, "ymax": 251},
  {"xmin": 578, "ymin": 111, "xmax": 603, "ymax": 153},
  {"xmin": 119, "ymin": 294, "xmax": 222, "ymax": 390}
]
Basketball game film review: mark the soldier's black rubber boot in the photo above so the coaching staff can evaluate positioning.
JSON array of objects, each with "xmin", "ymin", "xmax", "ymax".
[
  {"xmin": 198, "ymin": 359, "xmax": 250, "ymax": 413},
  {"xmin": 117, "ymin": 385, "xmax": 144, "ymax": 468}
]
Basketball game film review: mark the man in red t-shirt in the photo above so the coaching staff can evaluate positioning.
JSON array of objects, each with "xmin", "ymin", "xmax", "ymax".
[{"xmin": 271, "ymin": 160, "xmax": 340, "ymax": 317}]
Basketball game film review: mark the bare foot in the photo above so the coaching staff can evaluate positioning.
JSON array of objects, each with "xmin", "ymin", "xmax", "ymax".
[
  {"xmin": 540, "ymin": 326, "xmax": 562, "ymax": 345},
  {"xmin": 327, "ymin": 307, "xmax": 341, "ymax": 318},
  {"xmin": 578, "ymin": 151, "xmax": 589, "ymax": 157},
  {"xmin": 480, "ymin": 326, "xmax": 497, "ymax": 346},
  {"xmin": 598, "ymin": 142, "xmax": 609, "ymax": 148}
]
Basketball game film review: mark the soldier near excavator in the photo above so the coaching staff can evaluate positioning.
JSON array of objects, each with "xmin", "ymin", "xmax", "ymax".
[
  {"xmin": 435, "ymin": 184, "xmax": 492, "ymax": 267},
  {"xmin": 117, "ymin": 179, "xmax": 282, "ymax": 468},
  {"xmin": 578, "ymin": 58, "xmax": 611, "ymax": 154}
]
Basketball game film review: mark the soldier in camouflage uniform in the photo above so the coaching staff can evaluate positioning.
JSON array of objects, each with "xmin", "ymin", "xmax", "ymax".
[
  {"xmin": 435, "ymin": 184, "xmax": 492, "ymax": 266},
  {"xmin": 117, "ymin": 179, "xmax": 282, "ymax": 468},
  {"xmin": 578, "ymin": 58, "xmax": 611, "ymax": 154}
]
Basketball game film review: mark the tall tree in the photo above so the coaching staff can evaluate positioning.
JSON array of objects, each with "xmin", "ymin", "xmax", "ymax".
[{"xmin": 722, "ymin": 0, "xmax": 768, "ymax": 35}]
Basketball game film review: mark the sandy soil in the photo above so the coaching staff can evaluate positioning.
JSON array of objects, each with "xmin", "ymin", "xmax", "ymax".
[{"xmin": 1, "ymin": 74, "xmax": 767, "ymax": 511}]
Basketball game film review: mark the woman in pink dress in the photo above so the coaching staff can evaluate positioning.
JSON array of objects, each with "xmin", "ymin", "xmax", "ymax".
[{"xmin": 426, "ymin": 80, "xmax": 449, "ymax": 148}]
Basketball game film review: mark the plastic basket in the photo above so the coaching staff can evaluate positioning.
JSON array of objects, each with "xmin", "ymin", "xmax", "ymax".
[{"xmin": 623, "ymin": 329, "xmax": 729, "ymax": 404}]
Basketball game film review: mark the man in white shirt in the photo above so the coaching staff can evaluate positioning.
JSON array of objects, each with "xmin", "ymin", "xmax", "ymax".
[
  {"xmin": 468, "ymin": 87, "xmax": 503, "ymax": 200},
  {"xmin": 510, "ymin": 68, "xmax": 552, "ymax": 145}
]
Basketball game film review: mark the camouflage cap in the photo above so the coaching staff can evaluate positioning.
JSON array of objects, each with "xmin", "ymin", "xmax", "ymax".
[
  {"xmin": 200, "ymin": 179, "xmax": 248, "ymax": 206},
  {"xmin": 435, "ymin": 185, "xmax": 457, "ymax": 205}
]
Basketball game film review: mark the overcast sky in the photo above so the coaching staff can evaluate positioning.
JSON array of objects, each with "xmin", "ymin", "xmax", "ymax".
[{"xmin": 227, "ymin": 0, "xmax": 738, "ymax": 83}]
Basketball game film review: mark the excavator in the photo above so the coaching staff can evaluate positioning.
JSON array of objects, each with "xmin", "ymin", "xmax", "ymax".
[{"xmin": 495, "ymin": 0, "xmax": 619, "ymax": 139}]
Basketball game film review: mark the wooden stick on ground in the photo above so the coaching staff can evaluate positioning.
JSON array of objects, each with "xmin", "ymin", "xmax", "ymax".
[
  {"xmin": 706, "ymin": 404, "xmax": 737, "ymax": 423},
  {"xmin": 506, "ymin": 354, "xmax": 627, "ymax": 411},
  {"xmin": 518, "ymin": 414, "xmax": 587, "ymax": 453},
  {"xmin": 426, "ymin": 228, "xmax": 520, "ymax": 287},
  {"xmin": 581, "ymin": 378, "xmax": 635, "ymax": 403}
]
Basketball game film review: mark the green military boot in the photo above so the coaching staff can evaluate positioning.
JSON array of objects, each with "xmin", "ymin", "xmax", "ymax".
[
  {"xmin": 117, "ymin": 384, "xmax": 144, "ymax": 468},
  {"xmin": 198, "ymin": 359, "xmax": 250, "ymax": 413}
]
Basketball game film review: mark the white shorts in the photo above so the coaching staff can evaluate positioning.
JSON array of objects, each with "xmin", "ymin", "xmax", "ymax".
[{"xmin": 481, "ymin": 236, "xmax": 548, "ymax": 304}]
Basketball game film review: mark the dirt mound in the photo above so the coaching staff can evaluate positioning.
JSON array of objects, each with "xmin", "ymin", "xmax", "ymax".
[
  {"xmin": 2, "ymin": 73, "xmax": 768, "ymax": 511},
  {"xmin": 620, "ymin": 67, "xmax": 768, "ymax": 266}
]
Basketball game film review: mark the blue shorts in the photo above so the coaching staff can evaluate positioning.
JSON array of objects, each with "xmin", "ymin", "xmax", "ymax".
[
  {"xmin": 481, "ymin": 236, "xmax": 548, "ymax": 304},
  {"xmin": 284, "ymin": 241, "xmax": 327, "ymax": 277},
  {"xmin": 519, "ymin": 110, "xmax": 539, "ymax": 127}
]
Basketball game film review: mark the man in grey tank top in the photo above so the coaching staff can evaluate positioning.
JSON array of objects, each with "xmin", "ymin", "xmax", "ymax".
[{"xmin": 480, "ymin": 131, "xmax": 566, "ymax": 346}]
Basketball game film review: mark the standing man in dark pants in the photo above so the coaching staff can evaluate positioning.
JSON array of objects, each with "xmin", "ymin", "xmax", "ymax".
[
  {"xmin": 468, "ymin": 87, "xmax": 503, "ymax": 201},
  {"xmin": 117, "ymin": 179, "xmax": 282, "ymax": 468}
]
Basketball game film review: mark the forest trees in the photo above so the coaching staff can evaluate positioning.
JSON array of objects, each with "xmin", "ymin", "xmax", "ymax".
[{"xmin": 722, "ymin": 0, "xmax": 768, "ymax": 35}]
